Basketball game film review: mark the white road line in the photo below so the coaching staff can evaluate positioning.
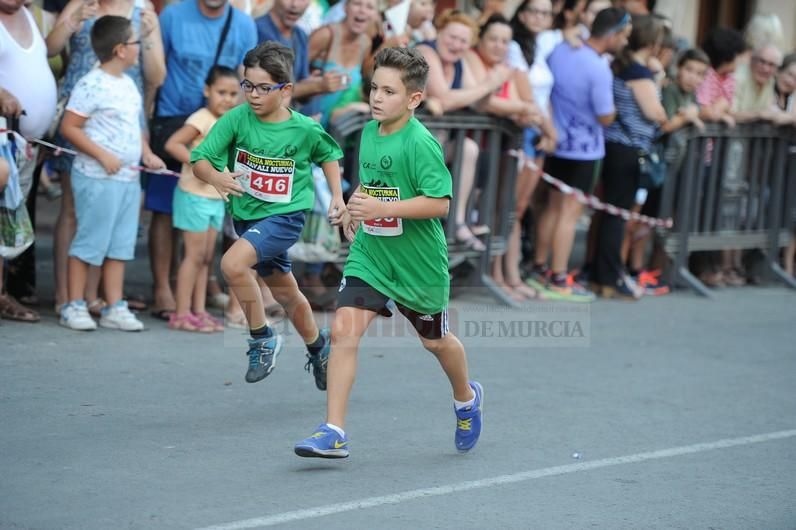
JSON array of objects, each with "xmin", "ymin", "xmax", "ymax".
[{"xmin": 196, "ymin": 429, "xmax": 796, "ymax": 530}]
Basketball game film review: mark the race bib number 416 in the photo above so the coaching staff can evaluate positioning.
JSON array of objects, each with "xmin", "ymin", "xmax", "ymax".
[
  {"xmin": 235, "ymin": 148, "xmax": 295, "ymax": 203},
  {"xmin": 362, "ymin": 185, "xmax": 402, "ymax": 237}
]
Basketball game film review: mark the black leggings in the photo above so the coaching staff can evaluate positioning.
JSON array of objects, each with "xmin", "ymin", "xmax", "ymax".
[{"xmin": 593, "ymin": 142, "xmax": 640, "ymax": 287}]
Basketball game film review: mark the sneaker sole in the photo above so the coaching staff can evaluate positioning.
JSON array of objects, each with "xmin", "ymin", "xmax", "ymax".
[
  {"xmin": 99, "ymin": 319, "xmax": 144, "ymax": 331},
  {"xmin": 539, "ymin": 287, "xmax": 595, "ymax": 303},
  {"xmin": 245, "ymin": 334, "xmax": 284, "ymax": 384},
  {"xmin": 59, "ymin": 319, "xmax": 97, "ymax": 331},
  {"xmin": 294, "ymin": 446, "xmax": 349, "ymax": 459},
  {"xmin": 457, "ymin": 381, "xmax": 484, "ymax": 453}
]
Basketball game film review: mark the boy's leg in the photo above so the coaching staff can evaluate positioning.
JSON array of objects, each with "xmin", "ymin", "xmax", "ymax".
[
  {"xmin": 101, "ymin": 258, "xmax": 124, "ymax": 306},
  {"xmin": 550, "ymin": 195, "xmax": 583, "ymax": 275},
  {"xmin": 419, "ymin": 333, "xmax": 474, "ymax": 403},
  {"xmin": 221, "ymin": 238, "xmax": 266, "ymax": 330},
  {"xmin": 67, "ymin": 256, "xmax": 90, "ymax": 303}
]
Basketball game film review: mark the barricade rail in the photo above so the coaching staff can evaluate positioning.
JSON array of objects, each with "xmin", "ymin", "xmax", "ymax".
[
  {"xmin": 328, "ymin": 110, "xmax": 524, "ymax": 306},
  {"xmin": 658, "ymin": 121, "xmax": 796, "ymax": 296}
]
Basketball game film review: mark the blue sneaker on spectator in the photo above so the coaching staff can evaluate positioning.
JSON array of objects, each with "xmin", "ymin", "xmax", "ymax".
[
  {"xmin": 294, "ymin": 424, "xmax": 349, "ymax": 458},
  {"xmin": 245, "ymin": 334, "xmax": 284, "ymax": 383},
  {"xmin": 455, "ymin": 381, "xmax": 484, "ymax": 453},
  {"xmin": 305, "ymin": 327, "xmax": 331, "ymax": 391}
]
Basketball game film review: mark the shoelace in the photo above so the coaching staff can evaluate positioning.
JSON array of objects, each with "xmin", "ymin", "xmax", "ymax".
[
  {"xmin": 248, "ymin": 342, "xmax": 271, "ymax": 369},
  {"xmin": 457, "ymin": 418, "xmax": 472, "ymax": 431},
  {"xmin": 304, "ymin": 351, "xmax": 327, "ymax": 373}
]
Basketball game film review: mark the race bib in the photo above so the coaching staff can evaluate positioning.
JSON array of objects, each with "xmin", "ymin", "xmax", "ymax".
[
  {"xmin": 361, "ymin": 185, "xmax": 402, "ymax": 237},
  {"xmin": 235, "ymin": 148, "xmax": 294, "ymax": 203}
]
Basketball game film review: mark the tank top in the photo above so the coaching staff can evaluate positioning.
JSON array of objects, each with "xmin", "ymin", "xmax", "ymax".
[
  {"xmin": 313, "ymin": 24, "xmax": 369, "ymax": 127},
  {"xmin": 419, "ymin": 40, "xmax": 463, "ymax": 89}
]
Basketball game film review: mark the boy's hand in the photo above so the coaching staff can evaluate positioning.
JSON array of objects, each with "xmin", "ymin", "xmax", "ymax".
[
  {"xmin": 0, "ymin": 88, "xmax": 22, "ymax": 117},
  {"xmin": 327, "ymin": 195, "xmax": 347, "ymax": 225},
  {"xmin": 98, "ymin": 151, "xmax": 122, "ymax": 175},
  {"xmin": 720, "ymin": 114, "xmax": 736, "ymax": 128},
  {"xmin": 343, "ymin": 217, "xmax": 360, "ymax": 242},
  {"xmin": 142, "ymin": 151, "xmax": 165, "ymax": 170},
  {"xmin": 348, "ymin": 191, "xmax": 384, "ymax": 221},
  {"xmin": 210, "ymin": 170, "xmax": 245, "ymax": 201}
]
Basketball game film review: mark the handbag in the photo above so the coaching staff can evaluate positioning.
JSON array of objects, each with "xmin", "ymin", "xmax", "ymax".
[
  {"xmin": 0, "ymin": 138, "xmax": 34, "ymax": 259},
  {"xmin": 617, "ymin": 115, "xmax": 667, "ymax": 189}
]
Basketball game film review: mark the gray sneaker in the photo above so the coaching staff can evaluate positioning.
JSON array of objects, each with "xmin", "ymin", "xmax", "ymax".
[{"xmin": 245, "ymin": 334, "xmax": 284, "ymax": 383}]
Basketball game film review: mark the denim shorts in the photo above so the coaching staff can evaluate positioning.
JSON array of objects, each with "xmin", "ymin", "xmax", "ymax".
[
  {"xmin": 69, "ymin": 169, "xmax": 140, "ymax": 266},
  {"xmin": 233, "ymin": 211, "xmax": 306, "ymax": 277},
  {"xmin": 172, "ymin": 187, "xmax": 225, "ymax": 232}
]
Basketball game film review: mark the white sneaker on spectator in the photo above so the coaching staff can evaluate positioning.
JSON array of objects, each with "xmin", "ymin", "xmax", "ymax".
[
  {"xmin": 99, "ymin": 301, "xmax": 144, "ymax": 331},
  {"xmin": 60, "ymin": 300, "xmax": 97, "ymax": 331}
]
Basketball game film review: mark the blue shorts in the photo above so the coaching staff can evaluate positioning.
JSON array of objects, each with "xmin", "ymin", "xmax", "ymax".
[
  {"xmin": 69, "ymin": 169, "xmax": 140, "ymax": 266},
  {"xmin": 144, "ymin": 167, "xmax": 179, "ymax": 214},
  {"xmin": 234, "ymin": 211, "xmax": 306, "ymax": 277},
  {"xmin": 523, "ymin": 128, "xmax": 542, "ymax": 159},
  {"xmin": 172, "ymin": 187, "xmax": 225, "ymax": 232}
]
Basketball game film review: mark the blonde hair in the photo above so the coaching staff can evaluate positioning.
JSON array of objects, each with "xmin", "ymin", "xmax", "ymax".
[
  {"xmin": 744, "ymin": 12, "xmax": 785, "ymax": 52},
  {"xmin": 434, "ymin": 9, "xmax": 479, "ymax": 43}
]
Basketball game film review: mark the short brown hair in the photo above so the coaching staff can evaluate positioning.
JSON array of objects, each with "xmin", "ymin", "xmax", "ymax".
[
  {"xmin": 243, "ymin": 41, "xmax": 294, "ymax": 84},
  {"xmin": 374, "ymin": 47, "xmax": 430, "ymax": 93},
  {"xmin": 91, "ymin": 16, "xmax": 132, "ymax": 63},
  {"xmin": 434, "ymin": 9, "xmax": 478, "ymax": 45}
]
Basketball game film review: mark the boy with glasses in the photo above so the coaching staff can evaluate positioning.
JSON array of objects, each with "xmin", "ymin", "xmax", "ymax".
[{"xmin": 191, "ymin": 42, "xmax": 346, "ymax": 389}]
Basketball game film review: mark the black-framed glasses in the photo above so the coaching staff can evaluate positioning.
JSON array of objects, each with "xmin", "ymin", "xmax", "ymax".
[
  {"xmin": 123, "ymin": 40, "xmax": 141, "ymax": 46},
  {"xmin": 240, "ymin": 80, "xmax": 287, "ymax": 95}
]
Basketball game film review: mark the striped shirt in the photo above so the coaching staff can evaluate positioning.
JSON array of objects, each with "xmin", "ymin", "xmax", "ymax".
[{"xmin": 604, "ymin": 62, "xmax": 658, "ymax": 151}]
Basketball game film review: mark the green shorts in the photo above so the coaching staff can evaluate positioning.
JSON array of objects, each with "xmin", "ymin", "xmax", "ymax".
[{"xmin": 172, "ymin": 187, "xmax": 225, "ymax": 232}]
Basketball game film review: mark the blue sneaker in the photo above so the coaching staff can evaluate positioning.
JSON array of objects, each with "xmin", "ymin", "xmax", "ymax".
[
  {"xmin": 305, "ymin": 327, "xmax": 330, "ymax": 391},
  {"xmin": 455, "ymin": 381, "xmax": 484, "ymax": 453},
  {"xmin": 244, "ymin": 334, "xmax": 284, "ymax": 383},
  {"xmin": 294, "ymin": 424, "xmax": 349, "ymax": 458}
]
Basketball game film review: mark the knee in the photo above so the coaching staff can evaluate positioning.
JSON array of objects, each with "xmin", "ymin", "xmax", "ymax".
[
  {"xmin": 421, "ymin": 334, "xmax": 453, "ymax": 356},
  {"xmin": 220, "ymin": 253, "xmax": 248, "ymax": 280}
]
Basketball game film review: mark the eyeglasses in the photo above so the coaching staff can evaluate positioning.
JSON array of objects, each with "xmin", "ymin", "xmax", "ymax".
[
  {"xmin": 753, "ymin": 56, "xmax": 780, "ymax": 69},
  {"xmin": 524, "ymin": 6, "xmax": 553, "ymax": 17},
  {"xmin": 240, "ymin": 80, "xmax": 287, "ymax": 95},
  {"xmin": 123, "ymin": 40, "xmax": 141, "ymax": 46}
]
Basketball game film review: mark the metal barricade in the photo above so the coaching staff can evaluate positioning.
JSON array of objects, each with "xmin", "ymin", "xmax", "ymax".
[
  {"xmin": 658, "ymin": 122, "xmax": 796, "ymax": 296},
  {"xmin": 328, "ymin": 110, "xmax": 523, "ymax": 305}
]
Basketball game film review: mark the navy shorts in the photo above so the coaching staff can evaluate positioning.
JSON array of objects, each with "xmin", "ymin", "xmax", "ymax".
[
  {"xmin": 234, "ymin": 211, "xmax": 305, "ymax": 277},
  {"xmin": 336, "ymin": 276, "xmax": 450, "ymax": 340}
]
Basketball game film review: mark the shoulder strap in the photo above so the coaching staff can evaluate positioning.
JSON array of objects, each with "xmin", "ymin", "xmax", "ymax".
[{"xmin": 213, "ymin": 6, "xmax": 234, "ymax": 67}]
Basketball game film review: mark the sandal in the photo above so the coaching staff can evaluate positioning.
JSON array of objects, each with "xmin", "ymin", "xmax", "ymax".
[
  {"xmin": 87, "ymin": 299, "xmax": 107, "ymax": 318},
  {"xmin": 168, "ymin": 313, "xmax": 215, "ymax": 333},
  {"xmin": 150, "ymin": 308, "xmax": 176, "ymax": 321},
  {"xmin": 508, "ymin": 282, "xmax": 545, "ymax": 300},
  {"xmin": 470, "ymin": 224, "xmax": 491, "ymax": 236},
  {"xmin": 0, "ymin": 294, "xmax": 40, "ymax": 322},
  {"xmin": 124, "ymin": 294, "xmax": 148, "ymax": 311},
  {"xmin": 224, "ymin": 311, "xmax": 248, "ymax": 329},
  {"xmin": 194, "ymin": 312, "xmax": 225, "ymax": 332},
  {"xmin": 455, "ymin": 224, "xmax": 486, "ymax": 252}
]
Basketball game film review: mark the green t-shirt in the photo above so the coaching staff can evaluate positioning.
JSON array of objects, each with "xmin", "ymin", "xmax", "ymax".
[
  {"xmin": 662, "ymin": 83, "xmax": 696, "ymax": 119},
  {"xmin": 190, "ymin": 105, "xmax": 343, "ymax": 220},
  {"xmin": 344, "ymin": 117, "xmax": 452, "ymax": 315}
]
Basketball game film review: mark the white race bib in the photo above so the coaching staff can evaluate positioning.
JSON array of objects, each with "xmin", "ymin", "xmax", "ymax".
[
  {"xmin": 235, "ymin": 148, "xmax": 294, "ymax": 203},
  {"xmin": 361, "ymin": 185, "xmax": 402, "ymax": 237}
]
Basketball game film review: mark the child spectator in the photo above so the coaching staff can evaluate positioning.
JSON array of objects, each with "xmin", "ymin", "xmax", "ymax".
[
  {"xmin": 294, "ymin": 47, "xmax": 482, "ymax": 459},
  {"xmin": 164, "ymin": 66, "xmax": 240, "ymax": 333},
  {"xmin": 191, "ymin": 42, "xmax": 346, "ymax": 388},
  {"xmin": 59, "ymin": 15, "xmax": 165, "ymax": 331}
]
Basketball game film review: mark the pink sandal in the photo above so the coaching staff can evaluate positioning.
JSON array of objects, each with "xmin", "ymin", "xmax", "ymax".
[
  {"xmin": 168, "ymin": 313, "xmax": 215, "ymax": 333},
  {"xmin": 194, "ymin": 312, "xmax": 225, "ymax": 332}
]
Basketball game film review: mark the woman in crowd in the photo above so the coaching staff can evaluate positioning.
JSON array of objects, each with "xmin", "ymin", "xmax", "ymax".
[{"xmin": 416, "ymin": 9, "xmax": 512, "ymax": 252}]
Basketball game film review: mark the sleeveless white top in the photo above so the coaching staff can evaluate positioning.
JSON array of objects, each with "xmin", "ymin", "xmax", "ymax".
[{"xmin": 0, "ymin": 7, "xmax": 57, "ymax": 138}]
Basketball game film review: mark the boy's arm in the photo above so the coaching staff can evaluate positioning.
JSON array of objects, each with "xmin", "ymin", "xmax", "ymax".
[
  {"xmin": 192, "ymin": 160, "xmax": 244, "ymax": 200},
  {"xmin": 189, "ymin": 112, "xmax": 245, "ymax": 200},
  {"xmin": 320, "ymin": 159, "xmax": 347, "ymax": 225},
  {"xmin": 348, "ymin": 193, "xmax": 449, "ymax": 221},
  {"xmin": 60, "ymin": 110, "xmax": 121, "ymax": 175}
]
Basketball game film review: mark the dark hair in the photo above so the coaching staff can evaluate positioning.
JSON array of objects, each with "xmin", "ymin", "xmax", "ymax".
[
  {"xmin": 90, "ymin": 15, "xmax": 132, "ymax": 63},
  {"xmin": 780, "ymin": 52, "xmax": 796, "ymax": 72},
  {"xmin": 611, "ymin": 14, "xmax": 665, "ymax": 74},
  {"xmin": 591, "ymin": 7, "xmax": 629, "ymax": 38},
  {"xmin": 701, "ymin": 27, "xmax": 746, "ymax": 70},
  {"xmin": 243, "ymin": 42, "xmax": 294, "ymax": 84},
  {"xmin": 479, "ymin": 13, "xmax": 511, "ymax": 40},
  {"xmin": 553, "ymin": 0, "xmax": 580, "ymax": 30},
  {"xmin": 205, "ymin": 65, "xmax": 239, "ymax": 87},
  {"xmin": 374, "ymin": 47, "xmax": 429, "ymax": 93},
  {"xmin": 510, "ymin": 0, "xmax": 537, "ymax": 66},
  {"xmin": 677, "ymin": 47, "xmax": 710, "ymax": 68}
]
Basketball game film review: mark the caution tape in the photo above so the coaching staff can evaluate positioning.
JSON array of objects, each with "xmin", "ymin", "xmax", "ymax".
[
  {"xmin": 508, "ymin": 149, "xmax": 674, "ymax": 229},
  {"xmin": 1, "ymin": 128, "xmax": 181, "ymax": 178}
]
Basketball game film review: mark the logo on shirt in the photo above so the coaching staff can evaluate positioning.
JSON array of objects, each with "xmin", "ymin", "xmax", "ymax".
[
  {"xmin": 283, "ymin": 145, "xmax": 298, "ymax": 157},
  {"xmin": 380, "ymin": 155, "xmax": 393, "ymax": 170}
]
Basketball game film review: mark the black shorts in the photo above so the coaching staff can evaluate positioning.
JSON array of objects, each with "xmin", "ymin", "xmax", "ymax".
[
  {"xmin": 336, "ymin": 276, "xmax": 449, "ymax": 340},
  {"xmin": 640, "ymin": 185, "xmax": 662, "ymax": 219},
  {"xmin": 544, "ymin": 156, "xmax": 601, "ymax": 194}
]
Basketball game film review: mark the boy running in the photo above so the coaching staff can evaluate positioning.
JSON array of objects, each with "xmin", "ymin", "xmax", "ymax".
[
  {"xmin": 191, "ymin": 42, "xmax": 346, "ymax": 388},
  {"xmin": 294, "ymin": 47, "xmax": 483, "ymax": 459}
]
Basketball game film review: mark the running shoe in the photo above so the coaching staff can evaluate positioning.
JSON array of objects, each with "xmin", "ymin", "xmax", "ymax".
[
  {"xmin": 245, "ymin": 334, "xmax": 284, "ymax": 383},
  {"xmin": 294, "ymin": 424, "xmax": 349, "ymax": 458},
  {"xmin": 305, "ymin": 327, "xmax": 331, "ymax": 391},
  {"xmin": 455, "ymin": 381, "xmax": 484, "ymax": 453}
]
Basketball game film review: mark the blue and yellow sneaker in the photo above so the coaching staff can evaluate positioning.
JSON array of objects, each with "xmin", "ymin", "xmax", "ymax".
[
  {"xmin": 294, "ymin": 424, "xmax": 349, "ymax": 458},
  {"xmin": 244, "ymin": 334, "xmax": 284, "ymax": 383},
  {"xmin": 455, "ymin": 381, "xmax": 484, "ymax": 453},
  {"xmin": 305, "ymin": 327, "xmax": 331, "ymax": 391}
]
